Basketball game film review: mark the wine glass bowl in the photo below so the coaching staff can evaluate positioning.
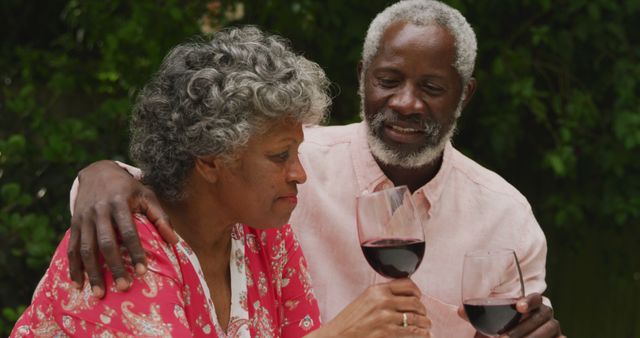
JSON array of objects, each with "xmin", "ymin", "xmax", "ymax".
[
  {"xmin": 461, "ymin": 248, "xmax": 525, "ymax": 336},
  {"xmin": 356, "ymin": 185, "xmax": 425, "ymax": 279}
]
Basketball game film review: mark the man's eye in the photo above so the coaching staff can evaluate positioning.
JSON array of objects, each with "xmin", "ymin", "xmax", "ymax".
[
  {"xmin": 270, "ymin": 151, "xmax": 289, "ymax": 163},
  {"xmin": 423, "ymin": 83, "xmax": 444, "ymax": 94},
  {"xmin": 378, "ymin": 78, "xmax": 399, "ymax": 88}
]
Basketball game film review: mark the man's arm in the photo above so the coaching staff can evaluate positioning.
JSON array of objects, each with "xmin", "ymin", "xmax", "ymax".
[
  {"xmin": 457, "ymin": 214, "xmax": 564, "ymax": 338},
  {"xmin": 68, "ymin": 160, "xmax": 176, "ymax": 297}
]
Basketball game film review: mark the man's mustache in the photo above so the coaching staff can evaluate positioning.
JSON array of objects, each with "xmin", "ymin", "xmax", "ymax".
[{"xmin": 370, "ymin": 108, "xmax": 440, "ymax": 134}]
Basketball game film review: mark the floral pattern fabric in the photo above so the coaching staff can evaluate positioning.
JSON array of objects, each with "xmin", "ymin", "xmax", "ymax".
[{"xmin": 12, "ymin": 215, "xmax": 320, "ymax": 337}]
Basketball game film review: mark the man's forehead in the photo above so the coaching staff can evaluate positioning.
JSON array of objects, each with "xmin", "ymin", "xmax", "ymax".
[
  {"xmin": 370, "ymin": 21, "xmax": 456, "ymax": 73},
  {"xmin": 379, "ymin": 21, "xmax": 454, "ymax": 53}
]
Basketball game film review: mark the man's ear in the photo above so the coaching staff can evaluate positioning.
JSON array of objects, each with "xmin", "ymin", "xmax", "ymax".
[
  {"xmin": 461, "ymin": 77, "xmax": 477, "ymax": 110},
  {"xmin": 195, "ymin": 155, "xmax": 222, "ymax": 184},
  {"xmin": 356, "ymin": 60, "xmax": 364, "ymax": 83}
]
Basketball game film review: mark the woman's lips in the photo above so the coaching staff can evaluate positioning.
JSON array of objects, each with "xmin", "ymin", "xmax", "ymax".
[{"xmin": 278, "ymin": 195, "xmax": 298, "ymax": 204}]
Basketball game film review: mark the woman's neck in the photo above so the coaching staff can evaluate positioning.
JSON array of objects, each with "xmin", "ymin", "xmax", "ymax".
[
  {"xmin": 160, "ymin": 195, "xmax": 233, "ymax": 262},
  {"xmin": 159, "ymin": 184, "xmax": 235, "ymax": 331}
]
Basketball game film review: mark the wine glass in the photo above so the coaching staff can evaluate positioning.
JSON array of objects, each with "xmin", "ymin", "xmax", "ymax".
[
  {"xmin": 461, "ymin": 248, "xmax": 525, "ymax": 336},
  {"xmin": 356, "ymin": 185, "xmax": 425, "ymax": 279}
]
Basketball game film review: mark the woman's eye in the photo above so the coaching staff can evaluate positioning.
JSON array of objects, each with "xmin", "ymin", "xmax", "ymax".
[{"xmin": 270, "ymin": 151, "xmax": 290, "ymax": 163}]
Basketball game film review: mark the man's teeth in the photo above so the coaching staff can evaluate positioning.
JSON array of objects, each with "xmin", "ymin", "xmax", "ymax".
[{"xmin": 389, "ymin": 125, "xmax": 421, "ymax": 133}]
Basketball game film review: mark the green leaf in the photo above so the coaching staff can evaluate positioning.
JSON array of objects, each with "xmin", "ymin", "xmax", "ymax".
[{"xmin": 1, "ymin": 183, "xmax": 21, "ymax": 201}]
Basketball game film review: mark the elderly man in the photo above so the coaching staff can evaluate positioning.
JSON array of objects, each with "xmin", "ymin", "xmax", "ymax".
[{"xmin": 68, "ymin": 0, "xmax": 563, "ymax": 336}]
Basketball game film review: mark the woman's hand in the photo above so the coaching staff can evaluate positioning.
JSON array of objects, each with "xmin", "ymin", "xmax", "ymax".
[
  {"xmin": 68, "ymin": 160, "xmax": 175, "ymax": 298},
  {"xmin": 308, "ymin": 278, "xmax": 431, "ymax": 338}
]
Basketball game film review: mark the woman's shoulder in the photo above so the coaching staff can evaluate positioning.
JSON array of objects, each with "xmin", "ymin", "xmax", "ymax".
[{"xmin": 131, "ymin": 214, "xmax": 183, "ymax": 281}]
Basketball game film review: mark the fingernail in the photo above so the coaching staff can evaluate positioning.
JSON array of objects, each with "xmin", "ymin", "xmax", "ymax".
[
  {"xmin": 518, "ymin": 301, "xmax": 528, "ymax": 311},
  {"xmin": 115, "ymin": 277, "xmax": 130, "ymax": 291},
  {"xmin": 92, "ymin": 286, "xmax": 104, "ymax": 298},
  {"xmin": 135, "ymin": 263, "xmax": 147, "ymax": 275}
]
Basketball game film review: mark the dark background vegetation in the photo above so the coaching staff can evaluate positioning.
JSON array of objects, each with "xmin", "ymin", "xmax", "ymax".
[{"xmin": 1, "ymin": 0, "xmax": 638, "ymax": 336}]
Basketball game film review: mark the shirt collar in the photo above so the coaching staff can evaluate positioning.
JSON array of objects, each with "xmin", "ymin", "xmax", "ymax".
[
  {"xmin": 350, "ymin": 122, "xmax": 388, "ymax": 195},
  {"xmin": 349, "ymin": 122, "xmax": 454, "ymax": 207}
]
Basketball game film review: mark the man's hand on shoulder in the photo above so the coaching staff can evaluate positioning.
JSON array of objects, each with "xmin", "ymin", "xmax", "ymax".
[{"xmin": 68, "ymin": 160, "xmax": 176, "ymax": 298}]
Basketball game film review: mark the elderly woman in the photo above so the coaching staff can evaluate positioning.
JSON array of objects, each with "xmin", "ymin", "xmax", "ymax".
[{"xmin": 12, "ymin": 26, "xmax": 430, "ymax": 337}]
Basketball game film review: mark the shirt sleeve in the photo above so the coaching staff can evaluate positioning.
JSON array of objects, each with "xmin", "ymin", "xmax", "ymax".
[
  {"xmin": 69, "ymin": 161, "xmax": 142, "ymax": 215},
  {"xmin": 517, "ymin": 210, "xmax": 549, "ymax": 300},
  {"xmin": 12, "ymin": 216, "xmax": 193, "ymax": 337},
  {"xmin": 277, "ymin": 224, "xmax": 322, "ymax": 336}
]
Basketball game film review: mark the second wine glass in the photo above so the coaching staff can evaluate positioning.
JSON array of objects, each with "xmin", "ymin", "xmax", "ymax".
[
  {"xmin": 356, "ymin": 185, "xmax": 425, "ymax": 279},
  {"xmin": 461, "ymin": 248, "xmax": 525, "ymax": 336}
]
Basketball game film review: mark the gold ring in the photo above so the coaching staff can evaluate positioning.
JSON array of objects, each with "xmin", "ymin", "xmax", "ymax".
[{"xmin": 402, "ymin": 312, "xmax": 408, "ymax": 327}]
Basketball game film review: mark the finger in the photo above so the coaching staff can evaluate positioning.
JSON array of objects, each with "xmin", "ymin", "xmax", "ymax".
[
  {"xmin": 407, "ymin": 312, "xmax": 432, "ymax": 329},
  {"xmin": 67, "ymin": 216, "xmax": 85, "ymax": 288},
  {"xmin": 79, "ymin": 217, "xmax": 104, "ymax": 298},
  {"xmin": 394, "ymin": 312, "xmax": 432, "ymax": 337},
  {"xmin": 112, "ymin": 199, "xmax": 147, "ymax": 276},
  {"xmin": 139, "ymin": 190, "xmax": 177, "ymax": 244},
  {"xmin": 457, "ymin": 304, "xmax": 469, "ymax": 321},
  {"xmin": 394, "ymin": 295, "xmax": 428, "ymax": 316},
  {"xmin": 502, "ymin": 318, "xmax": 561, "ymax": 338},
  {"xmin": 517, "ymin": 293, "xmax": 543, "ymax": 313},
  {"xmin": 96, "ymin": 204, "xmax": 130, "ymax": 291},
  {"xmin": 398, "ymin": 326, "xmax": 431, "ymax": 337},
  {"xmin": 386, "ymin": 278, "xmax": 423, "ymax": 297},
  {"xmin": 504, "ymin": 304, "xmax": 554, "ymax": 338}
]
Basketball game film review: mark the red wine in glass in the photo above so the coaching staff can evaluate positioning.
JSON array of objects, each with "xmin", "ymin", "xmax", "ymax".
[
  {"xmin": 361, "ymin": 238, "xmax": 425, "ymax": 278},
  {"xmin": 463, "ymin": 297, "xmax": 522, "ymax": 335},
  {"xmin": 461, "ymin": 249, "xmax": 525, "ymax": 337},
  {"xmin": 356, "ymin": 185, "xmax": 425, "ymax": 279}
]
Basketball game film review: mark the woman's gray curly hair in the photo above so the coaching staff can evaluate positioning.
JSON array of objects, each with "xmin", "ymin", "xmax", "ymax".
[
  {"xmin": 130, "ymin": 26, "xmax": 331, "ymax": 201},
  {"xmin": 360, "ymin": 0, "xmax": 477, "ymax": 86}
]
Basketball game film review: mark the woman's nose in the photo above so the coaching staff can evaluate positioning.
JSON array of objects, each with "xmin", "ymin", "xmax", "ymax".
[{"xmin": 287, "ymin": 154, "xmax": 307, "ymax": 184}]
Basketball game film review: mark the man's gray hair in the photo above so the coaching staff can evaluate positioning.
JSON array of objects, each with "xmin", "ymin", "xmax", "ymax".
[
  {"xmin": 361, "ymin": 0, "xmax": 477, "ymax": 85},
  {"xmin": 130, "ymin": 26, "xmax": 330, "ymax": 201}
]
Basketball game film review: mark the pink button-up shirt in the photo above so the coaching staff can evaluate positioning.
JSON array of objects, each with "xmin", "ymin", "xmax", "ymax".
[
  {"xmin": 70, "ymin": 121, "xmax": 548, "ymax": 337},
  {"xmin": 292, "ymin": 122, "xmax": 547, "ymax": 337}
]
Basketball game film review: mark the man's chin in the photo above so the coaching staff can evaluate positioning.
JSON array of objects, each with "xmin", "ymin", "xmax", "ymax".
[
  {"xmin": 379, "ymin": 136, "xmax": 434, "ymax": 155},
  {"xmin": 367, "ymin": 132, "xmax": 451, "ymax": 169}
]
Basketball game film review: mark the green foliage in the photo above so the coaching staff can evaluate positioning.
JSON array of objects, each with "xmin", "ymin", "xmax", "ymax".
[
  {"xmin": 452, "ymin": 1, "xmax": 640, "ymax": 335},
  {"xmin": 0, "ymin": 0, "xmax": 207, "ymax": 334},
  {"xmin": 1, "ymin": 0, "xmax": 638, "ymax": 336}
]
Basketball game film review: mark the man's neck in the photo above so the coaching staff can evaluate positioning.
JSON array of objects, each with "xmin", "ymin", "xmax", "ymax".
[{"xmin": 376, "ymin": 152, "xmax": 444, "ymax": 193}]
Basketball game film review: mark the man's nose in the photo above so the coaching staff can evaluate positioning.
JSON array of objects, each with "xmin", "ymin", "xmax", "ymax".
[{"xmin": 388, "ymin": 84, "xmax": 426, "ymax": 115}]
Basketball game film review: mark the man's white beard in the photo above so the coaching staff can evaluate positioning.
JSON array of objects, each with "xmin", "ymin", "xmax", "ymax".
[
  {"xmin": 365, "ymin": 119, "xmax": 457, "ymax": 168},
  {"xmin": 363, "ymin": 100, "xmax": 463, "ymax": 169}
]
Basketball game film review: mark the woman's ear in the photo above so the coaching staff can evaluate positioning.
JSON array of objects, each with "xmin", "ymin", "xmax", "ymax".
[{"xmin": 195, "ymin": 155, "xmax": 222, "ymax": 184}]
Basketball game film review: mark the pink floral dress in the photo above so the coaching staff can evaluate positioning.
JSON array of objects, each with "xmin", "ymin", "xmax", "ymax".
[{"xmin": 12, "ymin": 215, "xmax": 320, "ymax": 337}]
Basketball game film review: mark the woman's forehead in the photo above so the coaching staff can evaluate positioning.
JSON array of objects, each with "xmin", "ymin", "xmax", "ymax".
[{"xmin": 250, "ymin": 119, "xmax": 304, "ymax": 146}]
